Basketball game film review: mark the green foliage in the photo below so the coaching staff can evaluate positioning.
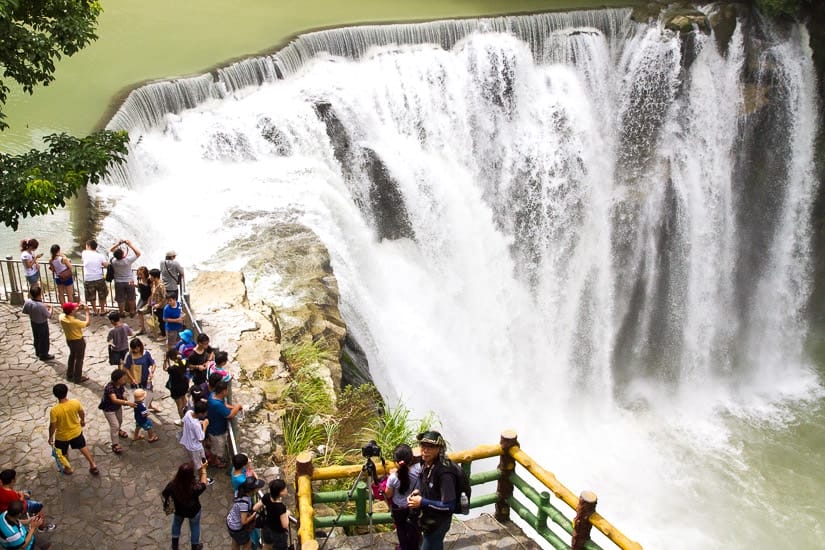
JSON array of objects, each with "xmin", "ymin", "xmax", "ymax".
[
  {"xmin": 282, "ymin": 338, "xmax": 336, "ymax": 371},
  {"xmin": 282, "ymin": 362, "xmax": 336, "ymax": 456},
  {"xmin": 0, "ymin": 0, "xmax": 102, "ymax": 129},
  {"xmin": 361, "ymin": 400, "xmax": 439, "ymax": 458},
  {"xmin": 0, "ymin": 130, "xmax": 130, "ymax": 229}
]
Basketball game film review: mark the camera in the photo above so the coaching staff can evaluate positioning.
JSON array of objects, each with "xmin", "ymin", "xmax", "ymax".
[{"xmin": 361, "ymin": 440, "xmax": 381, "ymax": 458}]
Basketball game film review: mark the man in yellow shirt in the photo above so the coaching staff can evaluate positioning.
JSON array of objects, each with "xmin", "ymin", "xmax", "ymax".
[
  {"xmin": 58, "ymin": 302, "xmax": 90, "ymax": 383},
  {"xmin": 47, "ymin": 384, "xmax": 99, "ymax": 476}
]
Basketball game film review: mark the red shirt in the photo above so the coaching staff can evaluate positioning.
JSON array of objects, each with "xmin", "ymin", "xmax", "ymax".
[{"xmin": 0, "ymin": 486, "xmax": 24, "ymax": 513}]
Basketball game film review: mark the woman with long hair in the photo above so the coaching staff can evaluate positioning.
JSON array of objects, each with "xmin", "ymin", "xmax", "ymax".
[
  {"xmin": 135, "ymin": 266, "xmax": 151, "ymax": 335},
  {"xmin": 162, "ymin": 462, "xmax": 209, "ymax": 550},
  {"xmin": 385, "ymin": 444, "xmax": 422, "ymax": 550},
  {"xmin": 123, "ymin": 337, "xmax": 161, "ymax": 412},
  {"xmin": 49, "ymin": 244, "xmax": 75, "ymax": 303},
  {"xmin": 20, "ymin": 238, "xmax": 42, "ymax": 289},
  {"xmin": 149, "ymin": 268, "xmax": 167, "ymax": 338}
]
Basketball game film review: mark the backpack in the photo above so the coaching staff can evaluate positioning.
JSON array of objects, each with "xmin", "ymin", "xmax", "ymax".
[{"xmin": 445, "ymin": 461, "xmax": 471, "ymax": 515}]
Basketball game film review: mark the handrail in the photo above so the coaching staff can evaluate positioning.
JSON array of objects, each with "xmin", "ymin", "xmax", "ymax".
[{"xmin": 294, "ymin": 431, "xmax": 643, "ymax": 550}]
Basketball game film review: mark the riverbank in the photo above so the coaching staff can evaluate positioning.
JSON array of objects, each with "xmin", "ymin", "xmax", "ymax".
[{"xmin": 0, "ymin": 0, "xmax": 640, "ymax": 154}]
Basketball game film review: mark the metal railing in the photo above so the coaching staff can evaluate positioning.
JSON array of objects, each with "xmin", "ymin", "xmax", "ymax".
[{"xmin": 294, "ymin": 431, "xmax": 642, "ymax": 550}]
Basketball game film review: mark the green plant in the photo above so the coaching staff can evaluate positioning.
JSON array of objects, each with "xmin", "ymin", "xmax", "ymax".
[
  {"xmin": 286, "ymin": 364, "xmax": 334, "ymax": 416},
  {"xmin": 282, "ymin": 410, "xmax": 325, "ymax": 456},
  {"xmin": 361, "ymin": 400, "xmax": 439, "ymax": 457},
  {"xmin": 755, "ymin": 0, "xmax": 807, "ymax": 17},
  {"xmin": 282, "ymin": 338, "xmax": 336, "ymax": 372}
]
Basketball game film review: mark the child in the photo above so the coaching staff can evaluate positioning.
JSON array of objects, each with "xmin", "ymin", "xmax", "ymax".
[
  {"xmin": 231, "ymin": 453, "xmax": 258, "ymax": 495},
  {"xmin": 162, "ymin": 294, "xmax": 185, "ymax": 350},
  {"xmin": 175, "ymin": 329, "xmax": 196, "ymax": 359},
  {"xmin": 131, "ymin": 388, "xmax": 159, "ymax": 443},
  {"xmin": 164, "ymin": 349, "xmax": 190, "ymax": 424},
  {"xmin": 180, "ymin": 401, "xmax": 213, "ymax": 485},
  {"xmin": 107, "ymin": 311, "xmax": 134, "ymax": 368}
]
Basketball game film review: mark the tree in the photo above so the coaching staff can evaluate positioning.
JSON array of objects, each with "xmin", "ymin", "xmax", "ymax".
[{"xmin": 0, "ymin": 0, "xmax": 129, "ymax": 229}]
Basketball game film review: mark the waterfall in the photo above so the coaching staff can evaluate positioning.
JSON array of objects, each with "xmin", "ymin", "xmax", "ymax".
[{"xmin": 96, "ymin": 7, "xmax": 823, "ymax": 549}]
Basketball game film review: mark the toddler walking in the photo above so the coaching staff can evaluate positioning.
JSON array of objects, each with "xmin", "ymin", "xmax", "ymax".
[{"xmin": 131, "ymin": 388, "xmax": 159, "ymax": 443}]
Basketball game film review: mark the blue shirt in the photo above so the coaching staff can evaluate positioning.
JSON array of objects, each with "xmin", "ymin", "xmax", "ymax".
[
  {"xmin": 134, "ymin": 402, "xmax": 149, "ymax": 425},
  {"xmin": 163, "ymin": 302, "xmax": 183, "ymax": 331},
  {"xmin": 0, "ymin": 512, "xmax": 31, "ymax": 550},
  {"xmin": 206, "ymin": 395, "xmax": 231, "ymax": 436}
]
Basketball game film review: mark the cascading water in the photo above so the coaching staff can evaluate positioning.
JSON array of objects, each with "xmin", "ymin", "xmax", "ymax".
[{"xmin": 96, "ymin": 7, "xmax": 824, "ymax": 549}]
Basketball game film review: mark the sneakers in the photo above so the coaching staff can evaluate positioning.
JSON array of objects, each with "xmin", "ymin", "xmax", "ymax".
[
  {"xmin": 38, "ymin": 523, "xmax": 57, "ymax": 532},
  {"xmin": 206, "ymin": 477, "xmax": 215, "ymax": 486}
]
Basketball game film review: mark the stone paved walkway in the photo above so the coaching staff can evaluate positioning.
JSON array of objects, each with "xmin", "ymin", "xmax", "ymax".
[{"xmin": 0, "ymin": 303, "xmax": 234, "ymax": 549}]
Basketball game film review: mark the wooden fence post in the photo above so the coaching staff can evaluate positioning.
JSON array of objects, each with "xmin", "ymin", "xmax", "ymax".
[
  {"xmin": 296, "ymin": 451, "xmax": 316, "ymax": 547},
  {"xmin": 571, "ymin": 490, "xmax": 598, "ymax": 550},
  {"xmin": 495, "ymin": 429, "xmax": 519, "ymax": 522},
  {"xmin": 5, "ymin": 258, "xmax": 24, "ymax": 306}
]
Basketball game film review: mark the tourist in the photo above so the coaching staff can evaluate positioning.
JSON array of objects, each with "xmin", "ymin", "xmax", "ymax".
[
  {"xmin": 123, "ymin": 337, "xmax": 160, "ymax": 412},
  {"xmin": 407, "ymin": 431, "xmax": 457, "ymax": 550},
  {"xmin": 186, "ymin": 333, "xmax": 213, "ymax": 387},
  {"xmin": 162, "ymin": 462, "xmax": 209, "ymax": 550},
  {"xmin": 206, "ymin": 380, "xmax": 243, "ymax": 469},
  {"xmin": 180, "ymin": 401, "xmax": 211, "ymax": 482},
  {"xmin": 164, "ymin": 349, "xmax": 190, "ymax": 423},
  {"xmin": 160, "ymin": 250, "xmax": 184, "ymax": 299},
  {"xmin": 131, "ymin": 388, "xmax": 159, "ymax": 443},
  {"xmin": 260, "ymin": 479, "xmax": 290, "ymax": 550},
  {"xmin": 148, "ymin": 268, "xmax": 166, "ymax": 337},
  {"xmin": 48, "ymin": 383, "xmax": 99, "ymax": 476},
  {"xmin": 108, "ymin": 239, "xmax": 141, "ymax": 317},
  {"xmin": 81, "ymin": 239, "xmax": 109, "ymax": 316},
  {"xmin": 0, "ymin": 500, "xmax": 51, "ymax": 550},
  {"xmin": 0, "ymin": 470, "xmax": 56, "ymax": 532},
  {"xmin": 385, "ymin": 444, "xmax": 422, "ymax": 550},
  {"xmin": 174, "ymin": 329, "xmax": 196, "ymax": 359},
  {"xmin": 107, "ymin": 311, "xmax": 134, "ymax": 369},
  {"xmin": 99, "ymin": 369, "xmax": 136, "ymax": 455},
  {"xmin": 48, "ymin": 244, "xmax": 75, "ymax": 303},
  {"xmin": 226, "ymin": 477, "xmax": 265, "ymax": 550},
  {"xmin": 135, "ymin": 266, "xmax": 151, "ymax": 335},
  {"xmin": 163, "ymin": 294, "xmax": 186, "ymax": 350},
  {"xmin": 21, "ymin": 287, "xmax": 54, "ymax": 361},
  {"xmin": 230, "ymin": 453, "xmax": 258, "ymax": 496},
  {"xmin": 58, "ymin": 302, "xmax": 90, "ymax": 383},
  {"xmin": 19, "ymin": 238, "xmax": 42, "ymax": 289}
]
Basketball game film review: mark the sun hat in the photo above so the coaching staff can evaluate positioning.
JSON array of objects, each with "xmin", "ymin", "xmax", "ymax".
[
  {"xmin": 165, "ymin": 250, "xmax": 176, "ymax": 258},
  {"xmin": 179, "ymin": 329, "xmax": 194, "ymax": 344},
  {"xmin": 417, "ymin": 430, "xmax": 445, "ymax": 447},
  {"xmin": 240, "ymin": 477, "xmax": 265, "ymax": 493},
  {"xmin": 61, "ymin": 302, "xmax": 78, "ymax": 314}
]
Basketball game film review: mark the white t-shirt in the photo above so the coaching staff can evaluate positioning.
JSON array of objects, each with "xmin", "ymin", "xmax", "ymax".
[
  {"xmin": 21, "ymin": 251, "xmax": 37, "ymax": 276},
  {"xmin": 387, "ymin": 463, "xmax": 421, "ymax": 508},
  {"xmin": 180, "ymin": 411, "xmax": 205, "ymax": 452},
  {"xmin": 82, "ymin": 249, "xmax": 107, "ymax": 281}
]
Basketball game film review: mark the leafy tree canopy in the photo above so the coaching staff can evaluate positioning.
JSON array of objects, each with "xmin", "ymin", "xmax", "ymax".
[{"xmin": 0, "ymin": 0, "xmax": 129, "ymax": 230}]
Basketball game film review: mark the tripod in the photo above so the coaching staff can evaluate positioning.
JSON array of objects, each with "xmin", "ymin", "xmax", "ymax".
[{"xmin": 319, "ymin": 457, "xmax": 379, "ymax": 550}]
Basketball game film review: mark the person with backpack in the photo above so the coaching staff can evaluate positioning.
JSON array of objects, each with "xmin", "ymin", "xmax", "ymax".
[
  {"xmin": 385, "ymin": 444, "xmax": 422, "ymax": 550},
  {"xmin": 226, "ymin": 477, "xmax": 265, "ymax": 550},
  {"xmin": 408, "ymin": 431, "xmax": 457, "ymax": 550}
]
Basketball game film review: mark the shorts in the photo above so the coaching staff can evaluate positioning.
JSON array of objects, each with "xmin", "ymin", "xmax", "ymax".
[
  {"xmin": 137, "ymin": 418, "xmax": 153, "ymax": 431},
  {"xmin": 84, "ymin": 278, "xmax": 108, "ymax": 302},
  {"xmin": 114, "ymin": 281, "xmax": 136, "ymax": 303},
  {"xmin": 109, "ymin": 348, "xmax": 128, "ymax": 366},
  {"xmin": 228, "ymin": 528, "xmax": 251, "ymax": 545},
  {"xmin": 166, "ymin": 330, "xmax": 180, "ymax": 348},
  {"xmin": 189, "ymin": 449, "xmax": 206, "ymax": 470},
  {"xmin": 54, "ymin": 275, "xmax": 74, "ymax": 287},
  {"xmin": 261, "ymin": 526, "xmax": 289, "ymax": 547},
  {"xmin": 54, "ymin": 433, "xmax": 87, "ymax": 455},
  {"xmin": 26, "ymin": 272, "xmax": 40, "ymax": 285}
]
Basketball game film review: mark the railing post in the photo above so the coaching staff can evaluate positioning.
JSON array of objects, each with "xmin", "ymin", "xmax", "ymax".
[
  {"xmin": 354, "ymin": 481, "xmax": 368, "ymax": 522},
  {"xmin": 495, "ymin": 429, "xmax": 518, "ymax": 522},
  {"xmin": 5, "ymin": 257, "xmax": 24, "ymax": 306},
  {"xmin": 572, "ymin": 490, "xmax": 598, "ymax": 550},
  {"xmin": 296, "ymin": 451, "xmax": 316, "ymax": 547},
  {"xmin": 537, "ymin": 490, "xmax": 550, "ymax": 531}
]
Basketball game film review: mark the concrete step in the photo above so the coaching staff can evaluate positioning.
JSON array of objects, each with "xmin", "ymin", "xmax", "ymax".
[{"xmin": 315, "ymin": 513, "xmax": 543, "ymax": 549}]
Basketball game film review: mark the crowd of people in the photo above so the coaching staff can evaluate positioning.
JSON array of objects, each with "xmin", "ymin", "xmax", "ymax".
[{"xmin": 7, "ymin": 237, "xmax": 295, "ymax": 550}]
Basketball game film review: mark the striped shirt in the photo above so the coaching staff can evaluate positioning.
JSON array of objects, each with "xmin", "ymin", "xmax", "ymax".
[{"xmin": 0, "ymin": 512, "xmax": 31, "ymax": 550}]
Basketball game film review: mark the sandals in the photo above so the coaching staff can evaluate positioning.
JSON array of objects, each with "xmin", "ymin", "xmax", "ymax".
[
  {"xmin": 147, "ymin": 435, "xmax": 160, "ymax": 443},
  {"xmin": 89, "ymin": 466, "xmax": 100, "ymax": 476},
  {"xmin": 118, "ymin": 430, "xmax": 129, "ymax": 439},
  {"xmin": 112, "ymin": 444, "xmax": 124, "ymax": 455},
  {"xmin": 131, "ymin": 434, "xmax": 144, "ymax": 441}
]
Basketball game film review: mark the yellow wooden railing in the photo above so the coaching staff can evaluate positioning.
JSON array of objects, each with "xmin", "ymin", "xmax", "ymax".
[{"xmin": 294, "ymin": 430, "xmax": 642, "ymax": 550}]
